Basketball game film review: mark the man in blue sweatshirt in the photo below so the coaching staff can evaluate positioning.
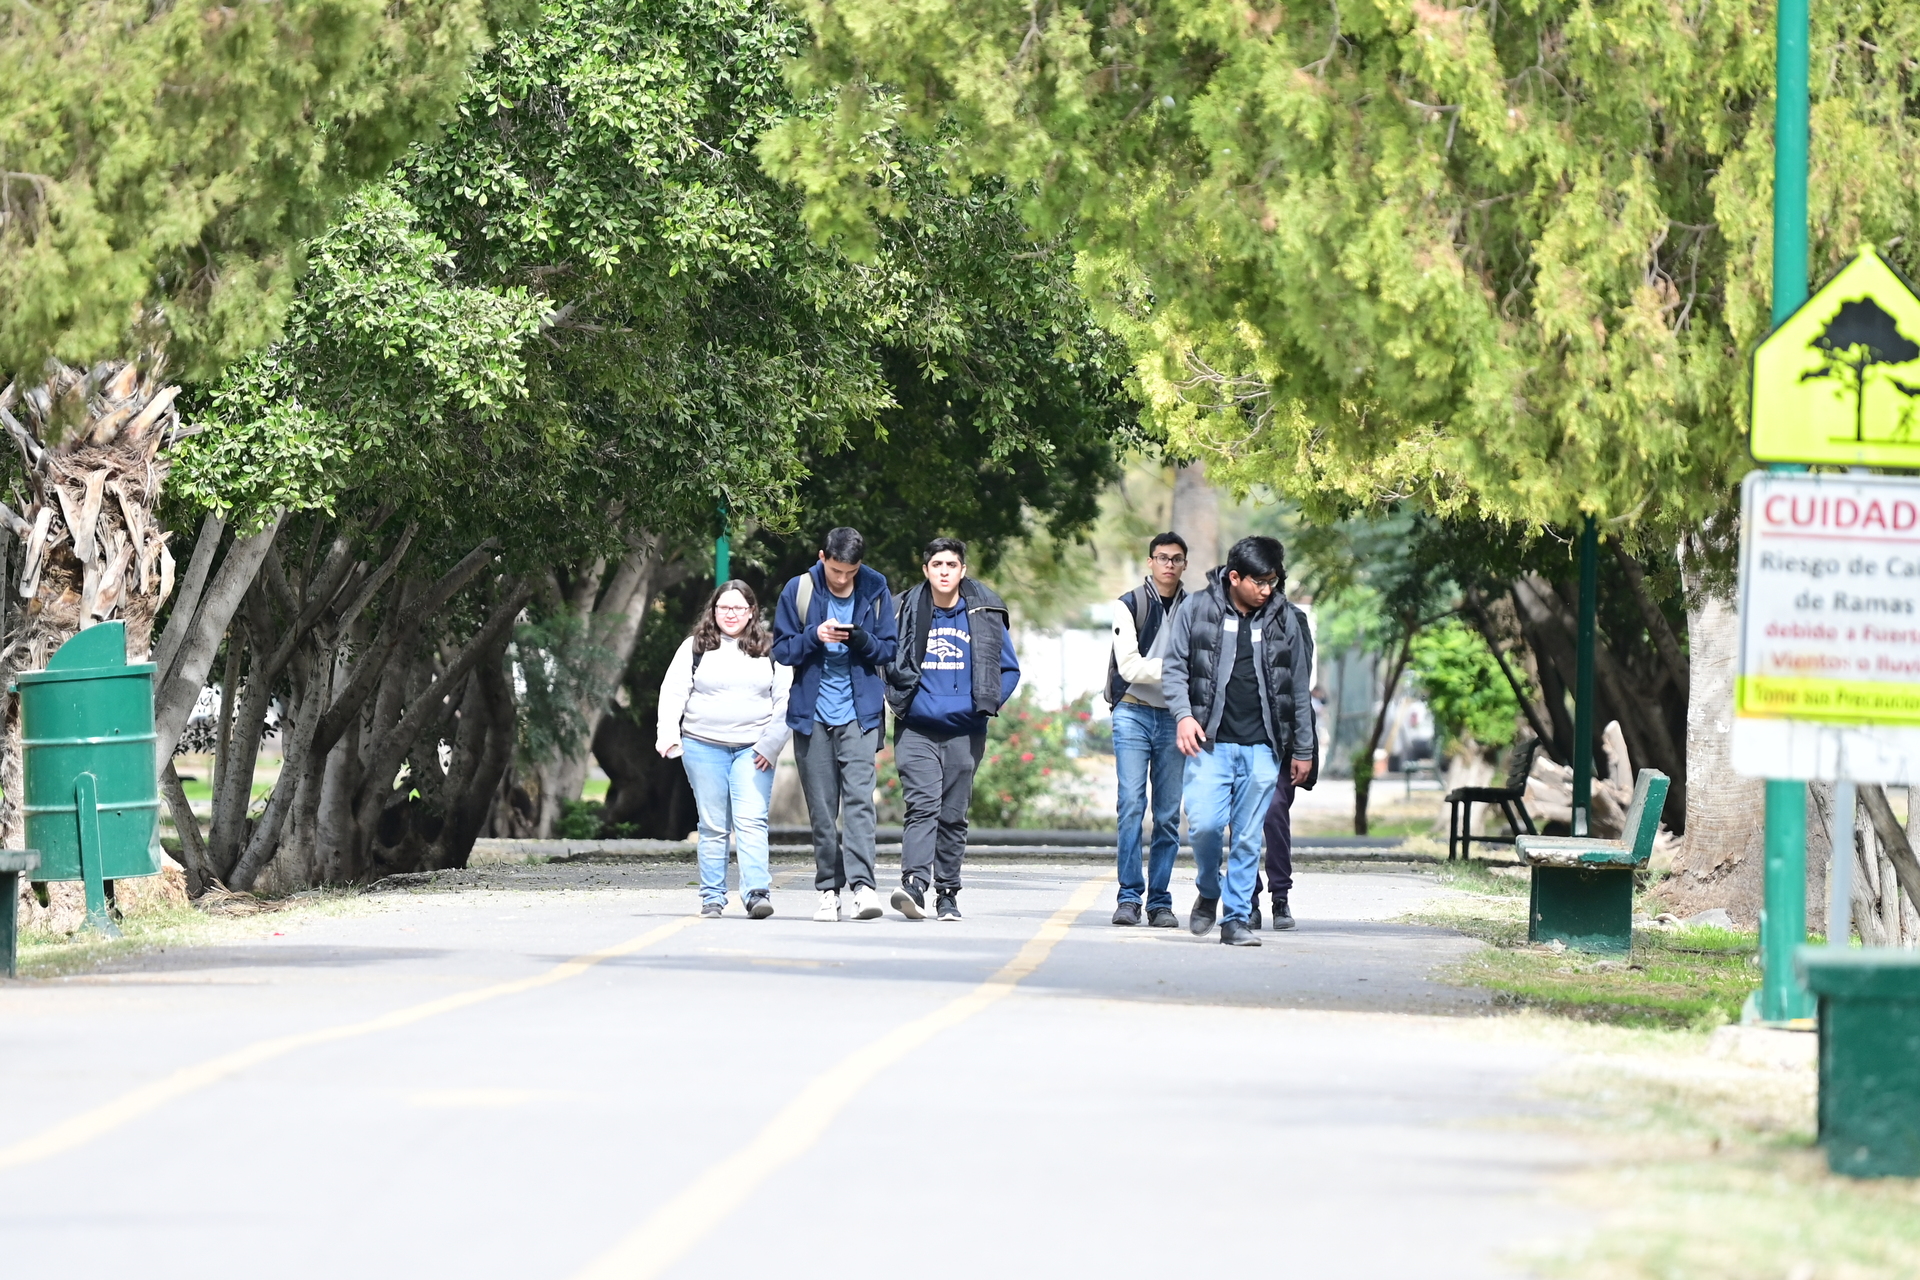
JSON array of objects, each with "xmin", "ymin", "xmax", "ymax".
[{"xmin": 883, "ymin": 537, "xmax": 1021, "ymax": 921}]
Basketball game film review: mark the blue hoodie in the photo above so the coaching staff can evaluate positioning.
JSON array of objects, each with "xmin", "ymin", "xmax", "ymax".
[
  {"xmin": 903, "ymin": 600, "xmax": 1021, "ymax": 736},
  {"xmin": 771, "ymin": 561, "xmax": 899, "ymax": 734}
]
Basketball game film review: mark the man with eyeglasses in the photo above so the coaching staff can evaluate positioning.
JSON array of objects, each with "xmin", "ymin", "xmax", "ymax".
[
  {"xmin": 1163, "ymin": 535, "xmax": 1316, "ymax": 946},
  {"xmin": 1104, "ymin": 532, "xmax": 1191, "ymax": 927}
]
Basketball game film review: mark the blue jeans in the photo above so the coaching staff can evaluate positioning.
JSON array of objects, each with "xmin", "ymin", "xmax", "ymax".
[
  {"xmin": 1112, "ymin": 702, "xmax": 1185, "ymax": 910},
  {"xmin": 680, "ymin": 738, "xmax": 774, "ymax": 907},
  {"xmin": 1185, "ymin": 741, "xmax": 1279, "ymax": 925}
]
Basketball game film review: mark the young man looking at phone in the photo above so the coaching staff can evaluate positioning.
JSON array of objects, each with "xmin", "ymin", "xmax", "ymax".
[
  {"xmin": 772, "ymin": 527, "xmax": 898, "ymax": 922},
  {"xmin": 884, "ymin": 538, "xmax": 1020, "ymax": 921}
]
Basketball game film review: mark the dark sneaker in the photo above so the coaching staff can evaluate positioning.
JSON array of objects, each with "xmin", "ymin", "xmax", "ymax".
[
  {"xmin": 1112, "ymin": 901, "xmax": 1143, "ymax": 926},
  {"xmin": 891, "ymin": 881, "xmax": 927, "ymax": 920},
  {"xmin": 936, "ymin": 890, "xmax": 962, "ymax": 921},
  {"xmin": 1249, "ymin": 901, "xmax": 1263, "ymax": 931},
  {"xmin": 1147, "ymin": 907, "xmax": 1179, "ymax": 929},
  {"xmin": 700, "ymin": 901, "xmax": 725, "ymax": 918},
  {"xmin": 1271, "ymin": 896, "xmax": 1295, "ymax": 931},
  {"xmin": 1220, "ymin": 919, "xmax": 1262, "ymax": 947},
  {"xmin": 745, "ymin": 890, "xmax": 774, "ymax": 920},
  {"xmin": 1189, "ymin": 896, "xmax": 1219, "ymax": 936}
]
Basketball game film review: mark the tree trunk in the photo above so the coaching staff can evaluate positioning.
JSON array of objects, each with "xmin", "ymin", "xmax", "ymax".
[
  {"xmin": 495, "ymin": 537, "xmax": 680, "ymax": 838},
  {"xmin": 1353, "ymin": 633, "xmax": 1411, "ymax": 835},
  {"xmin": 1651, "ymin": 591, "xmax": 1764, "ymax": 925},
  {"xmin": 1169, "ymin": 462, "xmax": 1220, "ymax": 590}
]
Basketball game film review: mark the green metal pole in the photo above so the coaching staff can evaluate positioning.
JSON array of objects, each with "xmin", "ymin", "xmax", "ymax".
[
  {"xmin": 1572, "ymin": 515, "xmax": 1598, "ymax": 836},
  {"xmin": 1772, "ymin": 0, "xmax": 1810, "ymax": 331},
  {"xmin": 715, "ymin": 503, "xmax": 730, "ymax": 585},
  {"xmin": 1757, "ymin": 0, "xmax": 1816, "ymax": 1024}
]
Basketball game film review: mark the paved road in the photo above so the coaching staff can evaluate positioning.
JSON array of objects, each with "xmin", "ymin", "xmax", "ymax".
[{"xmin": 0, "ymin": 863, "xmax": 1586, "ymax": 1278}]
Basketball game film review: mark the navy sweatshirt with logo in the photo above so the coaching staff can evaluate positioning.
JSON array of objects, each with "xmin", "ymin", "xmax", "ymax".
[{"xmin": 903, "ymin": 601, "xmax": 1022, "ymax": 737}]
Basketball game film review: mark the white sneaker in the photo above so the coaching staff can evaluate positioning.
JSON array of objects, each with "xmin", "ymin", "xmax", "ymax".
[
  {"xmin": 850, "ymin": 885, "xmax": 883, "ymax": 920},
  {"xmin": 814, "ymin": 890, "xmax": 841, "ymax": 922}
]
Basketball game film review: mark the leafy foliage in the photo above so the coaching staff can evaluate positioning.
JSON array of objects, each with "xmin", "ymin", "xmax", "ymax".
[
  {"xmin": 0, "ymin": 0, "xmax": 517, "ymax": 381},
  {"xmin": 1409, "ymin": 619, "xmax": 1525, "ymax": 752},
  {"xmin": 763, "ymin": 0, "xmax": 1920, "ymax": 541}
]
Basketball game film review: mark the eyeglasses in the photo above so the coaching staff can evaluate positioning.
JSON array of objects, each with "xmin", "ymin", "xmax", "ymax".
[
  {"xmin": 1242, "ymin": 576, "xmax": 1280, "ymax": 591},
  {"xmin": 715, "ymin": 606, "xmax": 754, "ymax": 616},
  {"xmin": 1150, "ymin": 554, "xmax": 1187, "ymax": 566}
]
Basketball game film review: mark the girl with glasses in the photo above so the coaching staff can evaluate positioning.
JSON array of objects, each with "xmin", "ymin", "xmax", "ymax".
[{"xmin": 657, "ymin": 580, "xmax": 792, "ymax": 917}]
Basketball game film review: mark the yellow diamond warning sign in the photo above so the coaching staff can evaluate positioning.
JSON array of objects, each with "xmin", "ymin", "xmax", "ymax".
[{"xmin": 1750, "ymin": 245, "xmax": 1920, "ymax": 468}]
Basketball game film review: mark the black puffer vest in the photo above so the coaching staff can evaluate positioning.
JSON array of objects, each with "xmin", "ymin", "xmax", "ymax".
[
  {"xmin": 885, "ymin": 578, "xmax": 1011, "ymax": 720},
  {"xmin": 1104, "ymin": 580, "xmax": 1186, "ymax": 705},
  {"xmin": 1169, "ymin": 568, "xmax": 1303, "ymax": 757}
]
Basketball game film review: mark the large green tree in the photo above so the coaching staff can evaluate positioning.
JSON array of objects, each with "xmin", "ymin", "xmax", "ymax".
[
  {"xmin": 760, "ymin": 0, "xmax": 1920, "ymax": 541},
  {"xmin": 170, "ymin": 0, "xmax": 1140, "ymax": 880},
  {"xmin": 0, "ymin": 0, "xmax": 518, "ymax": 381}
]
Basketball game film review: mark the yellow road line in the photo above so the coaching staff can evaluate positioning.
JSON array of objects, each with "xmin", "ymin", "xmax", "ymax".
[
  {"xmin": 571, "ymin": 876, "xmax": 1106, "ymax": 1280},
  {"xmin": 0, "ymin": 914, "xmax": 704, "ymax": 1173}
]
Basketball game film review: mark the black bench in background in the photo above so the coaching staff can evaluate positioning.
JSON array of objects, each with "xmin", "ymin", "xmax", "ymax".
[{"xmin": 1445, "ymin": 737, "xmax": 1541, "ymax": 861}]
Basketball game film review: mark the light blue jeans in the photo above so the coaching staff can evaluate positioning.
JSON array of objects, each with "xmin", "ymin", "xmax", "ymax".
[
  {"xmin": 680, "ymin": 737, "xmax": 774, "ymax": 907},
  {"xmin": 1184, "ymin": 741, "xmax": 1279, "ymax": 925},
  {"xmin": 1112, "ymin": 702, "xmax": 1185, "ymax": 911}
]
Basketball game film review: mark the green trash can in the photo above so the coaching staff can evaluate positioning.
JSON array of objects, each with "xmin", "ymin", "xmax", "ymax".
[
  {"xmin": 17, "ymin": 621, "xmax": 160, "ymax": 934},
  {"xmin": 1797, "ymin": 946, "xmax": 1920, "ymax": 1177}
]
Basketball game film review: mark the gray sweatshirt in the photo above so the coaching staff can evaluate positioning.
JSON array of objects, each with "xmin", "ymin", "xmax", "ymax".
[{"xmin": 656, "ymin": 637, "xmax": 793, "ymax": 763}]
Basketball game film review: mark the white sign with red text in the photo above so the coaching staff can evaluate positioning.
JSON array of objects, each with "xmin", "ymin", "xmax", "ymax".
[{"xmin": 1732, "ymin": 470, "xmax": 1920, "ymax": 782}]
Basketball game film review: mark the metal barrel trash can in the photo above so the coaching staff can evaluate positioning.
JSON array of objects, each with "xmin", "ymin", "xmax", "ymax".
[
  {"xmin": 17, "ymin": 622, "xmax": 160, "ymax": 934},
  {"xmin": 1797, "ymin": 946, "xmax": 1920, "ymax": 1177}
]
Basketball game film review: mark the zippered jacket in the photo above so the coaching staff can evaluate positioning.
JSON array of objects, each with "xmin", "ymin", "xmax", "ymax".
[
  {"xmin": 1105, "ymin": 578, "xmax": 1187, "ymax": 705},
  {"xmin": 771, "ymin": 561, "xmax": 898, "ymax": 734},
  {"xmin": 886, "ymin": 578, "xmax": 1019, "ymax": 731},
  {"xmin": 1162, "ymin": 567, "xmax": 1315, "ymax": 759}
]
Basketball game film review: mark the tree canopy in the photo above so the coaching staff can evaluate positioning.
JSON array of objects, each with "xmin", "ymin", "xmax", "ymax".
[
  {"xmin": 0, "ymin": 0, "xmax": 518, "ymax": 382},
  {"xmin": 761, "ymin": 0, "xmax": 1920, "ymax": 540}
]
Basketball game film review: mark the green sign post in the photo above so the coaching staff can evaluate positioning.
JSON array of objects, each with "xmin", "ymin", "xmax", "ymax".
[{"xmin": 1756, "ymin": 0, "xmax": 1817, "ymax": 1025}]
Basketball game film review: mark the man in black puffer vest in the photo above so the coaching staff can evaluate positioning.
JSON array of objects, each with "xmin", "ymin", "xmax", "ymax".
[
  {"xmin": 1163, "ymin": 536, "xmax": 1316, "ymax": 946},
  {"xmin": 884, "ymin": 537, "xmax": 1021, "ymax": 921}
]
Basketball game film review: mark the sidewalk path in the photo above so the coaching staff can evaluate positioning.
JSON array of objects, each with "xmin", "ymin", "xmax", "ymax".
[{"xmin": 0, "ymin": 865, "xmax": 1586, "ymax": 1278}]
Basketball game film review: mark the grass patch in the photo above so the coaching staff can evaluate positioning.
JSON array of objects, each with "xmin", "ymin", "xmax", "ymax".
[
  {"xmin": 16, "ymin": 891, "xmax": 369, "ymax": 980},
  {"xmin": 1407, "ymin": 868, "xmax": 1756, "ymax": 1028},
  {"xmin": 1486, "ymin": 1019, "xmax": 1920, "ymax": 1280}
]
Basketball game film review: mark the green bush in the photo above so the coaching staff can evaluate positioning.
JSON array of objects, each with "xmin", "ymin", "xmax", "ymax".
[
  {"xmin": 972, "ymin": 689, "xmax": 1079, "ymax": 827},
  {"xmin": 558, "ymin": 799, "xmax": 605, "ymax": 840},
  {"xmin": 1409, "ymin": 619, "xmax": 1526, "ymax": 752}
]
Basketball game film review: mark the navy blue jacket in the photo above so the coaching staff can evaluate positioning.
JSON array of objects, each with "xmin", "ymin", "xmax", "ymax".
[{"xmin": 772, "ymin": 562, "xmax": 899, "ymax": 734}]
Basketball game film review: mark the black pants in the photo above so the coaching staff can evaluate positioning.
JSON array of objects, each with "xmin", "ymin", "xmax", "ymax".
[
  {"xmin": 895, "ymin": 725, "xmax": 985, "ymax": 892},
  {"xmin": 1254, "ymin": 771, "xmax": 1297, "ymax": 901}
]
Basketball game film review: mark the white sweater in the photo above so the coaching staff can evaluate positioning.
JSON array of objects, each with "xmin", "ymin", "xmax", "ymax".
[{"xmin": 656, "ymin": 637, "xmax": 792, "ymax": 762}]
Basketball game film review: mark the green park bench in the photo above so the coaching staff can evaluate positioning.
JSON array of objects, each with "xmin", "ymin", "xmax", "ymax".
[
  {"xmin": 2, "ymin": 848, "xmax": 42, "ymax": 978},
  {"xmin": 1515, "ymin": 768, "xmax": 1669, "ymax": 952}
]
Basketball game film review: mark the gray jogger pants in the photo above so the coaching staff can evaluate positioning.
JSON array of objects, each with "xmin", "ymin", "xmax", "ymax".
[
  {"xmin": 895, "ymin": 725, "xmax": 985, "ymax": 893},
  {"xmin": 794, "ymin": 719, "xmax": 881, "ymax": 892}
]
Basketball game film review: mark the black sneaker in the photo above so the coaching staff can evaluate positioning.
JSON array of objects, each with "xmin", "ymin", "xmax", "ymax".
[
  {"xmin": 1112, "ymin": 901, "xmax": 1143, "ymax": 926},
  {"xmin": 1220, "ymin": 919, "xmax": 1262, "ymax": 947},
  {"xmin": 1147, "ymin": 907, "xmax": 1179, "ymax": 929},
  {"xmin": 745, "ymin": 890, "xmax": 774, "ymax": 920},
  {"xmin": 1189, "ymin": 896, "xmax": 1219, "ymax": 936},
  {"xmin": 1271, "ymin": 896, "xmax": 1295, "ymax": 931},
  {"xmin": 936, "ymin": 889, "xmax": 962, "ymax": 921},
  {"xmin": 700, "ymin": 901, "xmax": 725, "ymax": 918},
  {"xmin": 891, "ymin": 880, "xmax": 927, "ymax": 920},
  {"xmin": 1249, "ymin": 901, "xmax": 1263, "ymax": 931}
]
